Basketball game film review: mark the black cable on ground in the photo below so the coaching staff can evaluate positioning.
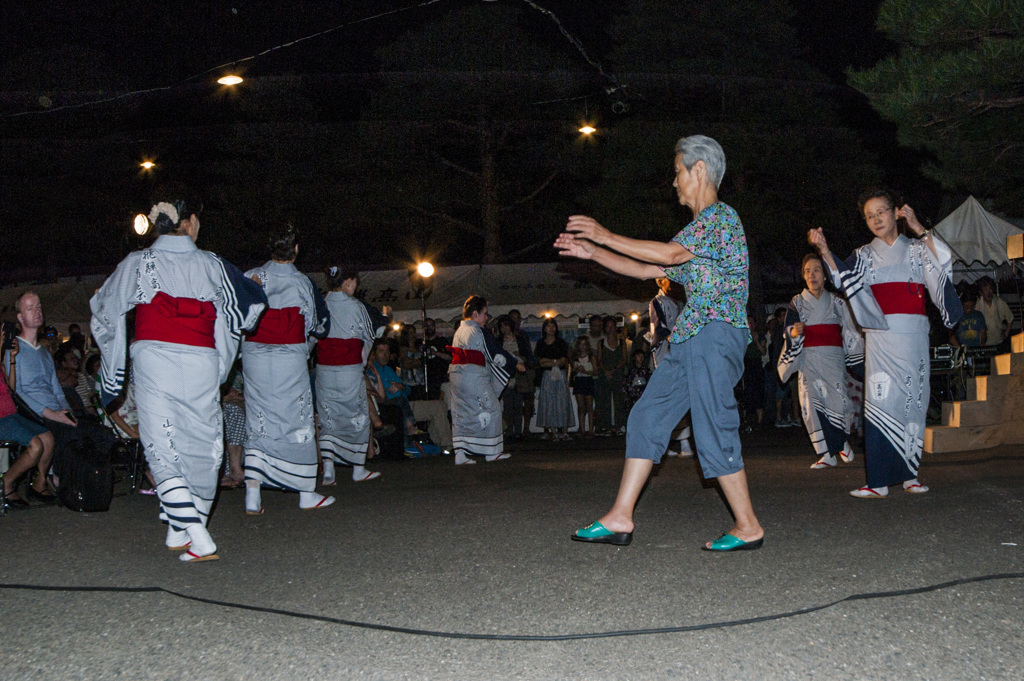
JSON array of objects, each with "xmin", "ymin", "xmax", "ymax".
[{"xmin": 2, "ymin": 572, "xmax": 1021, "ymax": 641}]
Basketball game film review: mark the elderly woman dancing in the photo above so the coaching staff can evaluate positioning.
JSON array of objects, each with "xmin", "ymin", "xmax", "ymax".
[
  {"xmin": 809, "ymin": 189, "xmax": 961, "ymax": 497},
  {"xmin": 91, "ymin": 200, "xmax": 267, "ymax": 562},
  {"xmin": 556, "ymin": 134, "xmax": 764, "ymax": 552}
]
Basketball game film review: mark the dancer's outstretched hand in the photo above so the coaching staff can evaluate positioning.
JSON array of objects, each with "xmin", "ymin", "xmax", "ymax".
[
  {"xmin": 554, "ymin": 232, "xmax": 596, "ymax": 260},
  {"xmin": 565, "ymin": 215, "xmax": 611, "ymax": 246}
]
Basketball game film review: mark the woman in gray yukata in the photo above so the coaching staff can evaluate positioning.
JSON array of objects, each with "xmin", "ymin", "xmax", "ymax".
[
  {"xmin": 555, "ymin": 134, "xmax": 765, "ymax": 552},
  {"xmin": 242, "ymin": 225, "xmax": 332, "ymax": 515},
  {"xmin": 91, "ymin": 200, "xmax": 267, "ymax": 562},
  {"xmin": 316, "ymin": 264, "xmax": 389, "ymax": 483},
  {"xmin": 777, "ymin": 253, "xmax": 864, "ymax": 470},
  {"xmin": 447, "ymin": 295, "xmax": 524, "ymax": 466},
  {"xmin": 809, "ymin": 189, "xmax": 961, "ymax": 498}
]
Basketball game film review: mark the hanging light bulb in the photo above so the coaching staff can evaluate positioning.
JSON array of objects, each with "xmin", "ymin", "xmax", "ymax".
[
  {"xmin": 579, "ymin": 124, "xmax": 596, "ymax": 135},
  {"xmin": 218, "ymin": 75, "xmax": 244, "ymax": 86}
]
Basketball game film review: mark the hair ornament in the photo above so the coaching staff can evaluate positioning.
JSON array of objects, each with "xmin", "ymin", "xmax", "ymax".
[{"xmin": 148, "ymin": 202, "xmax": 180, "ymax": 228}]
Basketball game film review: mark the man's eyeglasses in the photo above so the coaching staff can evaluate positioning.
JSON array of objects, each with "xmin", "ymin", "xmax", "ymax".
[{"xmin": 865, "ymin": 206, "xmax": 893, "ymax": 221}]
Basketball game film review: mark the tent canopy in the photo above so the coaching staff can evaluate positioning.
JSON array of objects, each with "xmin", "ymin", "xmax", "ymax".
[
  {"xmin": 932, "ymin": 196, "xmax": 1023, "ymax": 283},
  {"xmin": 1, "ymin": 262, "xmax": 657, "ymax": 331}
]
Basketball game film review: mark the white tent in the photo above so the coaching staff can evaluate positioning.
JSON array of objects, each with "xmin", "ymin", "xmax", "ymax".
[
  {"xmin": 932, "ymin": 196, "xmax": 1024, "ymax": 284},
  {"xmin": 314, "ymin": 262, "xmax": 655, "ymax": 324},
  {"xmin": 1, "ymin": 262, "xmax": 655, "ymax": 332}
]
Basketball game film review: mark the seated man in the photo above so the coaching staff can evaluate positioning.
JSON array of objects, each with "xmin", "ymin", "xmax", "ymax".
[
  {"xmin": 5, "ymin": 291, "xmax": 114, "ymax": 474},
  {"xmin": 366, "ymin": 339, "xmax": 422, "ymax": 453},
  {"xmin": 1, "ymin": 323, "xmax": 57, "ymax": 506}
]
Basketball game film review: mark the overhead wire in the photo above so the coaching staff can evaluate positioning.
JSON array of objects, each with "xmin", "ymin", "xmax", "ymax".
[{"xmin": 1, "ymin": 0, "xmax": 449, "ymax": 118}]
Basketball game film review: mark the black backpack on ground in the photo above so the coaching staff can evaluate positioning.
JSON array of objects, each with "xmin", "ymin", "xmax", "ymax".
[{"xmin": 56, "ymin": 436, "xmax": 114, "ymax": 513}]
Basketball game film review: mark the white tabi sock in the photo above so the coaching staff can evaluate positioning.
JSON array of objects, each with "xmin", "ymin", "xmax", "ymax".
[
  {"xmin": 179, "ymin": 524, "xmax": 218, "ymax": 562},
  {"xmin": 166, "ymin": 526, "xmax": 190, "ymax": 550},
  {"xmin": 454, "ymin": 452, "xmax": 476, "ymax": 465},
  {"xmin": 245, "ymin": 484, "xmax": 262, "ymax": 515},
  {"xmin": 299, "ymin": 491, "xmax": 336, "ymax": 509},
  {"xmin": 322, "ymin": 459, "xmax": 336, "ymax": 485}
]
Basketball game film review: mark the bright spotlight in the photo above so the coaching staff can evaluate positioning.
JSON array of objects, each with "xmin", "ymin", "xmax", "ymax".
[
  {"xmin": 417, "ymin": 262, "xmax": 435, "ymax": 278},
  {"xmin": 630, "ymin": 313, "xmax": 639, "ymax": 321},
  {"xmin": 140, "ymin": 161, "xmax": 155, "ymax": 170},
  {"xmin": 392, "ymin": 323, "xmax": 401, "ymax": 331},
  {"xmin": 133, "ymin": 214, "xmax": 150, "ymax": 236},
  {"xmin": 579, "ymin": 125, "xmax": 596, "ymax": 135},
  {"xmin": 218, "ymin": 75, "xmax": 243, "ymax": 86}
]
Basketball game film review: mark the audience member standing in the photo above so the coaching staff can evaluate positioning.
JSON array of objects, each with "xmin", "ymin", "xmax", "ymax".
[
  {"xmin": 596, "ymin": 316, "xmax": 628, "ymax": 434},
  {"xmin": 534, "ymin": 318, "xmax": 573, "ymax": 440},
  {"xmin": 570, "ymin": 336, "xmax": 596, "ymax": 438},
  {"xmin": 976, "ymin": 276, "xmax": 1013, "ymax": 352}
]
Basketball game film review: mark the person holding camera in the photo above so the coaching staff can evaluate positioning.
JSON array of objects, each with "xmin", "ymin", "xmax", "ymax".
[{"xmin": 1, "ymin": 323, "xmax": 56, "ymax": 507}]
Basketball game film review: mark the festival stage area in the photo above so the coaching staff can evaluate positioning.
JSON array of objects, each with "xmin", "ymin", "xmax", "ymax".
[{"xmin": 2, "ymin": 430, "xmax": 1023, "ymax": 680}]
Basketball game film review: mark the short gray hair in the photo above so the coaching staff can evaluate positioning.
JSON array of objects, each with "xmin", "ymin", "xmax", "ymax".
[{"xmin": 675, "ymin": 135, "xmax": 726, "ymax": 190}]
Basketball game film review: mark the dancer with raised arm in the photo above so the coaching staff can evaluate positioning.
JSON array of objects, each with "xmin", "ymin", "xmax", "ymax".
[
  {"xmin": 777, "ymin": 254, "xmax": 864, "ymax": 470},
  {"xmin": 555, "ymin": 134, "xmax": 764, "ymax": 552},
  {"xmin": 91, "ymin": 200, "xmax": 266, "ymax": 561},
  {"xmin": 808, "ymin": 189, "xmax": 961, "ymax": 497}
]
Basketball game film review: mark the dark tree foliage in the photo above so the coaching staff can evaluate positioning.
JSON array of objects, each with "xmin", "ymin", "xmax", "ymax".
[
  {"xmin": 849, "ymin": 0, "xmax": 1024, "ymax": 213},
  {"xmin": 361, "ymin": 3, "xmax": 599, "ymax": 264},
  {"xmin": 586, "ymin": 0, "xmax": 884, "ymax": 303}
]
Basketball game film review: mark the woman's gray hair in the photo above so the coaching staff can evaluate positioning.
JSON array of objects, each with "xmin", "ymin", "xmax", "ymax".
[{"xmin": 675, "ymin": 135, "xmax": 726, "ymax": 190}]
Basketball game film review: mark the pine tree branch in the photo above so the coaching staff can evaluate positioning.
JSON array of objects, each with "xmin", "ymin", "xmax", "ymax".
[
  {"xmin": 501, "ymin": 169, "xmax": 560, "ymax": 212},
  {"xmin": 409, "ymin": 205, "xmax": 483, "ymax": 237},
  {"xmin": 431, "ymin": 151, "xmax": 480, "ymax": 180}
]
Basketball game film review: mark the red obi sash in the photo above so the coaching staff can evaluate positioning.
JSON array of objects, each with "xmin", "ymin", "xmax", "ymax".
[
  {"xmin": 448, "ymin": 346, "xmax": 485, "ymax": 366},
  {"xmin": 803, "ymin": 324, "xmax": 842, "ymax": 348},
  {"xmin": 246, "ymin": 307, "xmax": 305, "ymax": 345},
  {"xmin": 318, "ymin": 337, "xmax": 364, "ymax": 366},
  {"xmin": 135, "ymin": 292, "xmax": 216, "ymax": 348},
  {"xmin": 870, "ymin": 282, "xmax": 926, "ymax": 316}
]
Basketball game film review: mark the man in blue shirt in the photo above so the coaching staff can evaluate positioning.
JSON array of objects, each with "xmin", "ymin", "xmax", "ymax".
[{"xmin": 5, "ymin": 291, "xmax": 113, "ymax": 476}]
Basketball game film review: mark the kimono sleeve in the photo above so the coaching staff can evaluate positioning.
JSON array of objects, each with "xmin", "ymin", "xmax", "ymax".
[
  {"xmin": 90, "ymin": 254, "xmax": 141, "ymax": 407},
  {"xmin": 839, "ymin": 298, "xmax": 865, "ymax": 381},
  {"xmin": 918, "ymin": 237, "xmax": 963, "ymax": 329},
  {"xmin": 827, "ymin": 248, "xmax": 888, "ymax": 331},
  {"xmin": 481, "ymin": 326, "xmax": 515, "ymax": 392},
  {"xmin": 776, "ymin": 299, "xmax": 804, "ymax": 383},
  {"xmin": 307, "ymin": 276, "xmax": 331, "ymax": 340},
  {"xmin": 212, "ymin": 255, "xmax": 268, "ymax": 384}
]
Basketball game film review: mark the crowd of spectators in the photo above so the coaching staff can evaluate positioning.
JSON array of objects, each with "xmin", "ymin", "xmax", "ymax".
[{"xmin": 4, "ymin": 272, "xmax": 1017, "ymax": 510}]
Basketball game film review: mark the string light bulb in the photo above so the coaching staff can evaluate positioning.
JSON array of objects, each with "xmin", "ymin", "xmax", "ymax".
[
  {"xmin": 417, "ymin": 262, "xmax": 435, "ymax": 278},
  {"xmin": 217, "ymin": 75, "xmax": 244, "ymax": 86},
  {"xmin": 140, "ymin": 161, "xmax": 155, "ymax": 170},
  {"xmin": 579, "ymin": 124, "xmax": 596, "ymax": 135}
]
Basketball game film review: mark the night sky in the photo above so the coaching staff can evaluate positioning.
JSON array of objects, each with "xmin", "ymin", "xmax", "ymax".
[{"xmin": 0, "ymin": 0, "xmax": 902, "ymax": 289}]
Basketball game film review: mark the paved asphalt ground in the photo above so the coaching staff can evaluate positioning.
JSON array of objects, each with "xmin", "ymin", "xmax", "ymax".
[{"xmin": 2, "ymin": 427, "xmax": 1023, "ymax": 681}]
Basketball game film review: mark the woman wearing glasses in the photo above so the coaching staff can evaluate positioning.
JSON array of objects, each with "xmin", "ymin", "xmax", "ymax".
[{"xmin": 809, "ymin": 189, "xmax": 962, "ymax": 498}]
